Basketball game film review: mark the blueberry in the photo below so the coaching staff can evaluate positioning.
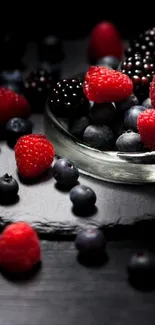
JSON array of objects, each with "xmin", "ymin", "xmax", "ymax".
[
  {"xmin": 96, "ymin": 56, "xmax": 120, "ymax": 70},
  {"xmin": 124, "ymin": 105, "xmax": 146, "ymax": 132},
  {"xmin": 52, "ymin": 158, "xmax": 79, "ymax": 186},
  {"xmin": 75, "ymin": 227, "xmax": 106, "ymax": 258},
  {"xmin": 6, "ymin": 118, "xmax": 33, "ymax": 148},
  {"xmin": 0, "ymin": 70, "xmax": 24, "ymax": 94},
  {"xmin": 83, "ymin": 125, "xmax": 115, "ymax": 150},
  {"xmin": 90, "ymin": 102, "xmax": 116, "ymax": 125},
  {"xmin": 70, "ymin": 184, "xmax": 96, "ymax": 210},
  {"xmin": 117, "ymin": 94, "xmax": 139, "ymax": 112},
  {"xmin": 116, "ymin": 131, "xmax": 144, "ymax": 152},
  {"xmin": 142, "ymin": 97, "xmax": 152, "ymax": 109},
  {"xmin": 127, "ymin": 251, "xmax": 155, "ymax": 280},
  {"xmin": 69, "ymin": 116, "xmax": 90, "ymax": 139},
  {"xmin": 0, "ymin": 174, "xmax": 19, "ymax": 203}
]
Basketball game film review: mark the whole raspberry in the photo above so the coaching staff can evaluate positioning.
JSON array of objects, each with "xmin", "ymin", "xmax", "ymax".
[
  {"xmin": 0, "ymin": 87, "xmax": 30, "ymax": 125},
  {"xmin": 150, "ymin": 75, "xmax": 155, "ymax": 108},
  {"xmin": 0, "ymin": 222, "xmax": 41, "ymax": 273},
  {"xmin": 15, "ymin": 134, "xmax": 55, "ymax": 179},
  {"xmin": 137, "ymin": 109, "xmax": 155, "ymax": 150},
  {"xmin": 83, "ymin": 66, "xmax": 133, "ymax": 103}
]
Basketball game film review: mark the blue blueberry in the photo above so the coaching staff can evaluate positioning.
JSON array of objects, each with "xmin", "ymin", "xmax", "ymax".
[
  {"xmin": 52, "ymin": 158, "xmax": 79, "ymax": 186},
  {"xmin": 75, "ymin": 228, "xmax": 106, "ymax": 257},
  {"xmin": 0, "ymin": 173, "xmax": 19, "ymax": 203},
  {"xmin": 116, "ymin": 131, "xmax": 144, "ymax": 152},
  {"xmin": 83, "ymin": 125, "xmax": 115, "ymax": 150},
  {"xmin": 0, "ymin": 70, "xmax": 24, "ymax": 94},
  {"xmin": 6, "ymin": 117, "xmax": 33, "ymax": 148},
  {"xmin": 127, "ymin": 251, "xmax": 155, "ymax": 280},
  {"xmin": 70, "ymin": 184, "xmax": 96, "ymax": 209},
  {"xmin": 142, "ymin": 98, "xmax": 152, "ymax": 109},
  {"xmin": 116, "ymin": 94, "xmax": 139, "ymax": 112},
  {"xmin": 69, "ymin": 116, "xmax": 90, "ymax": 139},
  {"xmin": 96, "ymin": 56, "xmax": 120, "ymax": 70},
  {"xmin": 124, "ymin": 105, "xmax": 146, "ymax": 132},
  {"xmin": 90, "ymin": 102, "xmax": 116, "ymax": 124}
]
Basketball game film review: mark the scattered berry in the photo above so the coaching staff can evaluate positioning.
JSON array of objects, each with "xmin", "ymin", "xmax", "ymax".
[
  {"xmin": 96, "ymin": 55, "xmax": 120, "ymax": 70},
  {"xmin": 15, "ymin": 134, "xmax": 55, "ymax": 179},
  {"xmin": 69, "ymin": 116, "xmax": 90, "ymax": 139},
  {"xmin": 0, "ymin": 174, "xmax": 19, "ymax": 203},
  {"xmin": 0, "ymin": 88, "xmax": 30, "ymax": 125},
  {"xmin": 137, "ymin": 108, "xmax": 155, "ymax": 150},
  {"xmin": 49, "ymin": 78, "xmax": 90, "ymax": 119},
  {"xmin": 52, "ymin": 158, "xmax": 79, "ymax": 187},
  {"xmin": 117, "ymin": 94, "xmax": 139, "ymax": 112},
  {"xmin": 116, "ymin": 131, "xmax": 143, "ymax": 152},
  {"xmin": 127, "ymin": 251, "xmax": 155, "ymax": 280},
  {"xmin": 83, "ymin": 66, "xmax": 133, "ymax": 103},
  {"xmin": 83, "ymin": 124, "xmax": 115, "ymax": 150},
  {"xmin": 6, "ymin": 117, "xmax": 33, "ymax": 148},
  {"xmin": 150, "ymin": 75, "xmax": 155, "ymax": 109},
  {"xmin": 88, "ymin": 21, "xmax": 124, "ymax": 63},
  {"xmin": 0, "ymin": 70, "xmax": 24, "ymax": 94},
  {"xmin": 75, "ymin": 227, "xmax": 106, "ymax": 258},
  {"xmin": 142, "ymin": 97, "xmax": 152, "ymax": 109},
  {"xmin": 124, "ymin": 105, "xmax": 146, "ymax": 132},
  {"xmin": 0, "ymin": 222, "xmax": 41, "ymax": 273},
  {"xmin": 24, "ymin": 68, "xmax": 54, "ymax": 112},
  {"xmin": 70, "ymin": 185, "xmax": 96, "ymax": 210},
  {"xmin": 90, "ymin": 102, "xmax": 116, "ymax": 124}
]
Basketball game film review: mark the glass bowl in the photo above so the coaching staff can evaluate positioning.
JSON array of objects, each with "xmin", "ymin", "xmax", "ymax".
[{"xmin": 44, "ymin": 103, "xmax": 155, "ymax": 185}]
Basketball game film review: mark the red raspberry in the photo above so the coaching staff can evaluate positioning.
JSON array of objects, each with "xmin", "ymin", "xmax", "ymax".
[
  {"xmin": 137, "ymin": 109, "xmax": 155, "ymax": 150},
  {"xmin": 0, "ymin": 87, "xmax": 30, "ymax": 124},
  {"xmin": 15, "ymin": 134, "xmax": 55, "ymax": 179},
  {"xmin": 150, "ymin": 75, "xmax": 155, "ymax": 108},
  {"xmin": 88, "ymin": 21, "xmax": 124, "ymax": 62},
  {"xmin": 83, "ymin": 66, "xmax": 133, "ymax": 103},
  {"xmin": 0, "ymin": 222, "xmax": 41, "ymax": 273}
]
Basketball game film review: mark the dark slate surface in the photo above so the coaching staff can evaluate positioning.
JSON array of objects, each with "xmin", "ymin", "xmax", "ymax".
[{"xmin": 0, "ymin": 115, "xmax": 155, "ymax": 239}]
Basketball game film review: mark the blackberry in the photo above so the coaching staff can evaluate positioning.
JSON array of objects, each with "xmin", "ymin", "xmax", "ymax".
[
  {"xmin": 125, "ymin": 27, "xmax": 155, "ymax": 58},
  {"xmin": 121, "ymin": 52, "xmax": 155, "ymax": 101},
  {"xmin": 24, "ymin": 68, "xmax": 54, "ymax": 112},
  {"xmin": 48, "ymin": 79, "xmax": 90, "ymax": 119}
]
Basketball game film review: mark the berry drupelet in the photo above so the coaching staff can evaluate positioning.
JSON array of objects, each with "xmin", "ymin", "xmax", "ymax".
[
  {"xmin": 48, "ymin": 79, "xmax": 90, "ymax": 119},
  {"xmin": 24, "ymin": 68, "xmax": 54, "ymax": 112}
]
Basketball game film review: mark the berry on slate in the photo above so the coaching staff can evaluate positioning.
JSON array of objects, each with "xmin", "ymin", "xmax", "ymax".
[
  {"xmin": 83, "ymin": 124, "xmax": 115, "ymax": 150},
  {"xmin": 142, "ymin": 97, "xmax": 152, "ymax": 109},
  {"xmin": 127, "ymin": 251, "xmax": 155, "ymax": 280},
  {"xmin": 116, "ymin": 94, "xmax": 139, "ymax": 112},
  {"xmin": 83, "ymin": 66, "xmax": 133, "ymax": 103},
  {"xmin": 15, "ymin": 134, "xmax": 55, "ymax": 179},
  {"xmin": 49, "ymin": 78, "xmax": 90, "ymax": 119},
  {"xmin": 137, "ymin": 108, "xmax": 155, "ymax": 150},
  {"xmin": 24, "ymin": 68, "xmax": 54, "ymax": 112},
  {"xmin": 52, "ymin": 158, "xmax": 79, "ymax": 187},
  {"xmin": 75, "ymin": 227, "xmax": 106, "ymax": 258},
  {"xmin": 0, "ymin": 88, "xmax": 30, "ymax": 125},
  {"xmin": 88, "ymin": 21, "xmax": 124, "ymax": 63},
  {"xmin": 70, "ymin": 184, "xmax": 96, "ymax": 210},
  {"xmin": 0, "ymin": 70, "xmax": 24, "ymax": 94},
  {"xmin": 90, "ymin": 102, "xmax": 116, "ymax": 125},
  {"xmin": 69, "ymin": 116, "xmax": 90, "ymax": 139},
  {"xmin": 124, "ymin": 105, "xmax": 146, "ymax": 132},
  {"xmin": 6, "ymin": 117, "xmax": 33, "ymax": 148},
  {"xmin": 116, "ymin": 131, "xmax": 144, "ymax": 152},
  {"xmin": 0, "ymin": 174, "xmax": 19, "ymax": 203},
  {"xmin": 0, "ymin": 222, "xmax": 41, "ymax": 273},
  {"xmin": 96, "ymin": 56, "xmax": 120, "ymax": 70}
]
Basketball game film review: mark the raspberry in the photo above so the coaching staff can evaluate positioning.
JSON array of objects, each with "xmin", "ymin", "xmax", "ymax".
[
  {"xmin": 83, "ymin": 66, "xmax": 133, "ymax": 103},
  {"xmin": 0, "ymin": 222, "xmax": 41, "ymax": 273},
  {"xmin": 150, "ymin": 75, "xmax": 155, "ymax": 108},
  {"xmin": 14, "ymin": 134, "xmax": 55, "ymax": 179},
  {"xmin": 137, "ymin": 109, "xmax": 155, "ymax": 150},
  {"xmin": 0, "ymin": 88, "xmax": 30, "ymax": 124}
]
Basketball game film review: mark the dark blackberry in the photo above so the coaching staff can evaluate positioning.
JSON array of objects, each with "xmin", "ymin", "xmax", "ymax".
[
  {"xmin": 121, "ymin": 52, "xmax": 155, "ymax": 101},
  {"xmin": 24, "ymin": 68, "xmax": 54, "ymax": 112},
  {"xmin": 48, "ymin": 79, "xmax": 90, "ymax": 119},
  {"xmin": 126, "ymin": 28, "xmax": 155, "ymax": 58}
]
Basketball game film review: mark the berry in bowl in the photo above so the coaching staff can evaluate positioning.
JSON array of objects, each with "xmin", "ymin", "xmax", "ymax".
[{"xmin": 44, "ymin": 64, "xmax": 155, "ymax": 184}]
